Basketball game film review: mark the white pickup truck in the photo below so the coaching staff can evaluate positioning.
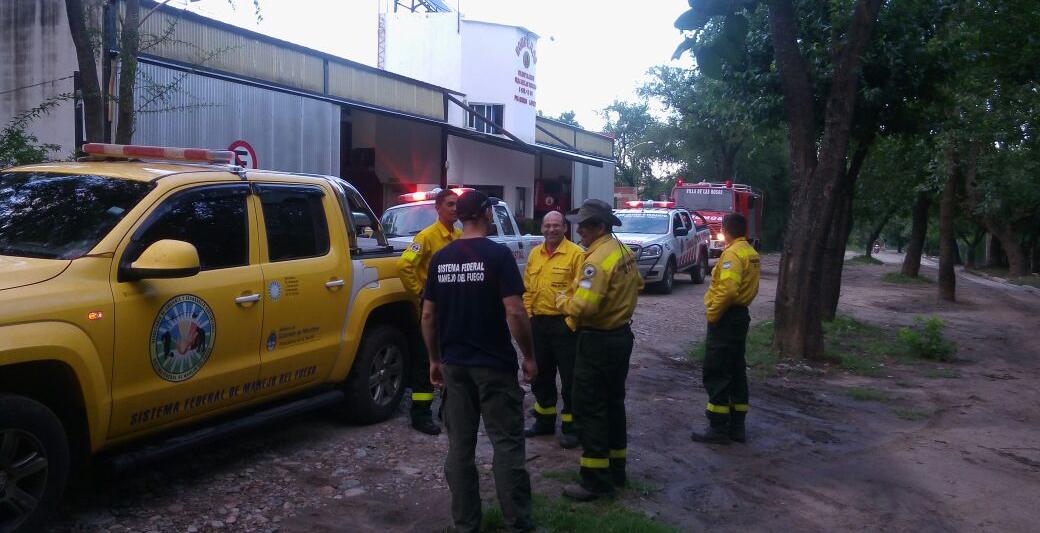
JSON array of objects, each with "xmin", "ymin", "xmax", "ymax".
[
  {"xmin": 380, "ymin": 189, "xmax": 544, "ymax": 271},
  {"xmin": 614, "ymin": 201, "xmax": 711, "ymax": 294}
]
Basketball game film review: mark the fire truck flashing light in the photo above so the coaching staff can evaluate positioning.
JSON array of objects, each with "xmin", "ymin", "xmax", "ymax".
[
  {"xmin": 398, "ymin": 187, "xmax": 472, "ymax": 203},
  {"xmin": 82, "ymin": 143, "xmax": 234, "ymax": 164},
  {"xmin": 624, "ymin": 200, "xmax": 675, "ymax": 208}
]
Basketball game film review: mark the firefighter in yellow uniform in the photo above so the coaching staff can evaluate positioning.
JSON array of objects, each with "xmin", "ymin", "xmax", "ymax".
[
  {"xmin": 691, "ymin": 213, "xmax": 760, "ymax": 445},
  {"xmin": 554, "ymin": 199, "xmax": 644, "ymax": 501},
  {"xmin": 522, "ymin": 210, "xmax": 585, "ymax": 449},
  {"xmin": 397, "ymin": 188, "xmax": 461, "ymax": 435}
]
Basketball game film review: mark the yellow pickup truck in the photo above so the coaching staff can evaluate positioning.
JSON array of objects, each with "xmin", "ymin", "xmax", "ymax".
[{"xmin": 0, "ymin": 144, "xmax": 419, "ymax": 532}]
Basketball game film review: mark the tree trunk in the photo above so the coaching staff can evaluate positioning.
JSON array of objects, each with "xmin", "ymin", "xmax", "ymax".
[
  {"xmin": 986, "ymin": 233, "xmax": 1004, "ymax": 268},
  {"xmin": 768, "ymin": 0, "xmax": 883, "ymax": 360},
  {"xmin": 1027, "ymin": 232, "xmax": 1035, "ymax": 274},
  {"xmin": 115, "ymin": 0, "xmax": 140, "ymax": 144},
  {"xmin": 950, "ymin": 232, "xmax": 962, "ymax": 266},
  {"xmin": 901, "ymin": 192, "xmax": 930, "ymax": 278},
  {"xmin": 989, "ymin": 226, "xmax": 1031, "ymax": 277},
  {"xmin": 820, "ymin": 192, "xmax": 855, "ymax": 321},
  {"xmin": 819, "ymin": 134, "xmax": 873, "ymax": 321},
  {"xmin": 863, "ymin": 211, "xmax": 892, "ymax": 260},
  {"xmin": 938, "ymin": 165, "xmax": 957, "ymax": 301},
  {"xmin": 65, "ymin": 0, "xmax": 105, "ymax": 143}
]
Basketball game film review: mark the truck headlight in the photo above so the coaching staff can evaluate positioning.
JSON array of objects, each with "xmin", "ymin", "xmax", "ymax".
[{"xmin": 641, "ymin": 244, "xmax": 662, "ymax": 259}]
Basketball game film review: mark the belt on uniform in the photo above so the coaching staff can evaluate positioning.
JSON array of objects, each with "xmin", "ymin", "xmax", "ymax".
[
  {"xmin": 531, "ymin": 314, "xmax": 565, "ymax": 319},
  {"xmin": 576, "ymin": 323, "xmax": 631, "ymax": 334}
]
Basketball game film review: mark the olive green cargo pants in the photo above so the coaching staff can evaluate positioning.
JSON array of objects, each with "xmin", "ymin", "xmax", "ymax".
[{"xmin": 572, "ymin": 324, "xmax": 633, "ymax": 494}]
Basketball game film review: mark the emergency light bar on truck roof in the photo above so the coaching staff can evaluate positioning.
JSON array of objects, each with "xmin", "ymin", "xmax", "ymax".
[
  {"xmin": 398, "ymin": 187, "xmax": 472, "ymax": 203},
  {"xmin": 82, "ymin": 143, "xmax": 235, "ymax": 165},
  {"xmin": 624, "ymin": 200, "xmax": 675, "ymax": 208}
]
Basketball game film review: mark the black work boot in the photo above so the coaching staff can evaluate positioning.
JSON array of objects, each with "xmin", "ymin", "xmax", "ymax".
[
  {"xmin": 524, "ymin": 420, "xmax": 555, "ymax": 438},
  {"xmin": 524, "ymin": 411, "xmax": 556, "ymax": 438},
  {"xmin": 690, "ymin": 411, "xmax": 730, "ymax": 444},
  {"xmin": 729, "ymin": 410, "xmax": 747, "ymax": 443},
  {"xmin": 562, "ymin": 484, "xmax": 614, "ymax": 502},
  {"xmin": 559, "ymin": 431, "xmax": 579, "ymax": 449},
  {"xmin": 411, "ymin": 416, "xmax": 441, "ymax": 435}
]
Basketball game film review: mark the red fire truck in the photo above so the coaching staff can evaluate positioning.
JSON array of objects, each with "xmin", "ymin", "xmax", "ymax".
[{"xmin": 671, "ymin": 180, "xmax": 764, "ymax": 258}]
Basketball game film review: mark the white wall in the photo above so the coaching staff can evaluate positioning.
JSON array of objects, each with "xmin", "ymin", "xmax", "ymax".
[
  {"xmin": 574, "ymin": 160, "xmax": 615, "ymax": 206},
  {"xmin": 447, "ymin": 135, "xmax": 535, "ymax": 219},
  {"xmin": 383, "ymin": 12, "xmax": 462, "ymax": 92},
  {"xmin": 460, "ymin": 22, "xmax": 537, "ymax": 144},
  {"xmin": 0, "ymin": 0, "xmax": 79, "ymax": 159},
  {"xmin": 133, "ymin": 64, "xmax": 340, "ymax": 176}
]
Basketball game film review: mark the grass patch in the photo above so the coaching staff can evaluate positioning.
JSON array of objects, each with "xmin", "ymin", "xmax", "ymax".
[
  {"xmin": 541, "ymin": 469, "xmax": 582, "ymax": 485},
  {"xmin": 892, "ymin": 409, "xmax": 930, "ymax": 421},
  {"xmin": 965, "ymin": 267, "xmax": 1040, "ymax": 288},
  {"xmin": 481, "ymin": 493, "xmax": 680, "ymax": 533},
  {"xmin": 848, "ymin": 254, "xmax": 884, "ymax": 265},
  {"xmin": 881, "ymin": 272, "xmax": 934, "ymax": 284},
  {"xmin": 898, "ymin": 317, "xmax": 957, "ymax": 361},
  {"xmin": 894, "ymin": 380, "xmax": 915, "ymax": 387},
  {"xmin": 1009, "ymin": 276, "xmax": 1040, "ymax": 289},
  {"xmin": 846, "ymin": 387, "xmax": 892, "ymax": 402},
  {"xmin": 625, "ymin": 479, "xmax": 662, "ymax": 497},
  {"xmin": 921, "ymin": 367, "xmax": 960, "ymax": 379},
  {"xmin": 685, "ymin": 341, "xmax": 706, "ymax": 364},
  {"xmin": 823, "ymin": 315, "xmax": 902, "ymax": 377}
]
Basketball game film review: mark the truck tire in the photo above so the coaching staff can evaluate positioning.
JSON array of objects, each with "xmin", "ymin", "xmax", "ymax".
[
  {"xmin": 653, "ymin": 259, "xmax": 676, "ymax": 294},
  {"xmin": 340, "ymin": 326, "xmax": 407, "ymax": 424},
  {"xmin": 0, "ymin": 395, "xmax": 70, "ymax": 533},
  {"xmin": 691, "ymin": 252, "xmax": 708, "ymax": 284}
]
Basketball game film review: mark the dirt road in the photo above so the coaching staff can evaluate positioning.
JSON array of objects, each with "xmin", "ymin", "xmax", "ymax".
[{"xmin": 51, "ymin": 255, "xmax": 1040, "ymax": 532}]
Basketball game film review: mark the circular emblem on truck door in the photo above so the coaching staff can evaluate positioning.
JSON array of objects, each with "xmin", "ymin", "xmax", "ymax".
[{"xmin": 150, "ymin": 294, "xmax": 217, "ymax": 382}]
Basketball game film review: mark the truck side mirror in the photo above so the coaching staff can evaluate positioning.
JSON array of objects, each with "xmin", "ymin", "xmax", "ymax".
[
  {"xmin": 674, "ymin": 226, "xmax": 689, "ymax": 237},
  {"xmin": 748, "ymin": 196, "xmax": 757, "ymax": 209},
  {"xmin": 122, "ymin": 239, "xmax": 201, "ymax": 281}
]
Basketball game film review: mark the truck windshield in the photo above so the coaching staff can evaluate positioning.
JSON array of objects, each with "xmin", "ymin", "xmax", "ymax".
[
  {"xmin": 0, "ymin": 172, "xmax": 152, "ymax": 259},
  {"xmin": 674, "ymin": 188, "xmax": 733, "ymax": 212},
  {"xmin": 615, "ymin": 212, "xmax": 670, "ymax": 234},
  {"xmin": 380, "ymin": 204, "xmax": 461, "ymax": 238}
]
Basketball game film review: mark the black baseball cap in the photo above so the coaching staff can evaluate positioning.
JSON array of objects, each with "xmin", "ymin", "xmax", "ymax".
[{"xmin": 456, "ymin": 190, "xmax": 500, "ymax": 221}]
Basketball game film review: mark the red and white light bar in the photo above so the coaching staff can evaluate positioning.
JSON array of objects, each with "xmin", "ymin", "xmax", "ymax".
[
  {"xmin": 625, "ymin": 200, "xmax": 675, "ymax": 208},
  {"xmin": 398, "ymin": 187, "xmax": 473, "ymax": 203},
  {"xmin": 83, "ymin": 143, "xmax": 234, "ymax": 165}
]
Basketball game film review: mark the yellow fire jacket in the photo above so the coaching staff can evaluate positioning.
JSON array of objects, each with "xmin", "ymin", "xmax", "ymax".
[
  {"xmin": 555, "ymin": 234, "xmax": 643, "ymax": 331},
  {"xmin": 523, "ymin": 238, "xmax": 584, "ymax": 316},
  {"xmin": 397, "ymin": 221, "xmax": 462, "ymax": 298},
  {"xmin": 704, "ymin": 237, "xmax": 760, "ymax": 323}
]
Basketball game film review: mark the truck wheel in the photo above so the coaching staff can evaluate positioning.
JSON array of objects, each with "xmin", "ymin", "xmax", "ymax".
[
  {"xmin": 341, "ymin": 326, "xmax": 407, "ymax": 424},
  {"xmin": 653, "ymin": 260, "xmax": 676, "ymax": 294},
  {"xmin": 691, "ymin": 252, "xmax": 708, "ymax": 284},
  {"xmin": 0, "ymin": 395, "xmax": 70, "ymax": 533}
]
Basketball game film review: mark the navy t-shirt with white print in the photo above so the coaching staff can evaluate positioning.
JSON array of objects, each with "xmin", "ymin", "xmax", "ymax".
[{"xmin": 423, "ymin": 237, "xmax": 525, "ymax": 370}]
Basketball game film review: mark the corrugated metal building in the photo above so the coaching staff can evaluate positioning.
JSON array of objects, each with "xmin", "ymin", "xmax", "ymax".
[{"xmin": 1, "ymin": 0, "xmax": 615, "ymax": 219}]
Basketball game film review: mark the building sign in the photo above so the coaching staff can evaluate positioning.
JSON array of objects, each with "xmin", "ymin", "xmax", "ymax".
[
  {"xmin": 513, "ymin": 33, "xmax": 537, "ymax": 107},
  {"xmin": 229, "ymin": 140, "xmax": 258, "ymax": 169}
]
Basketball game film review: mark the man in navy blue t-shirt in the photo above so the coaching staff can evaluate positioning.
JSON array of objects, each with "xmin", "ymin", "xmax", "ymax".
[{"xmin": 421, "ymin": 190, "xmax": 539, "ymax": 533}]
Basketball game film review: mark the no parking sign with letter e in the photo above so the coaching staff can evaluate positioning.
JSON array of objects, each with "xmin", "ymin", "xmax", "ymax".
[{"xmin": 229, "ymin": 140, "xmax": 257, "ymax": 169}]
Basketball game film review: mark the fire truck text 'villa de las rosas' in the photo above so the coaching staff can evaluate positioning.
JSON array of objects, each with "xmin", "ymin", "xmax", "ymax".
[{"xmin": 670, "ymin": 180, "xmax": 764, "ymax": 258}]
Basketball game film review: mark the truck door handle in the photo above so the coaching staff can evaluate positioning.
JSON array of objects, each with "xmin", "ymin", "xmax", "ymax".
[
  {"xmin": 518, "ymin": 242, "xmax": 524, "ymax": 249},
  {"xmin": 325, "ymin": 279, "xmax": 346, "ymax": 288},
  {"xmin": 235, "ymin": 293, "xmax": 261, "ymax": 304}
]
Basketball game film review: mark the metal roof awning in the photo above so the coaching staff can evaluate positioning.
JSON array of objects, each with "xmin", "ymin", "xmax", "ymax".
[{"xmin": 534, "ymin": 142, "xmax": 610, "ymax": 168}]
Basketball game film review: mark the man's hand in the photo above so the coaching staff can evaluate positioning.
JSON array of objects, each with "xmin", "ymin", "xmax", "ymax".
[
  {"xmin": 429, "ymin": 361, "xmax": 444, "ymax": 388},
  {"xmin": 521, "ymin": 358, "xmax": 537, "ymax": 384}
]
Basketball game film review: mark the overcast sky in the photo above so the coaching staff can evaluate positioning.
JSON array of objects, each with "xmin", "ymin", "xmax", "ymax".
[{"xmin": 182, "ymin": 0, "xmax": 693, "ymax": 131}]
